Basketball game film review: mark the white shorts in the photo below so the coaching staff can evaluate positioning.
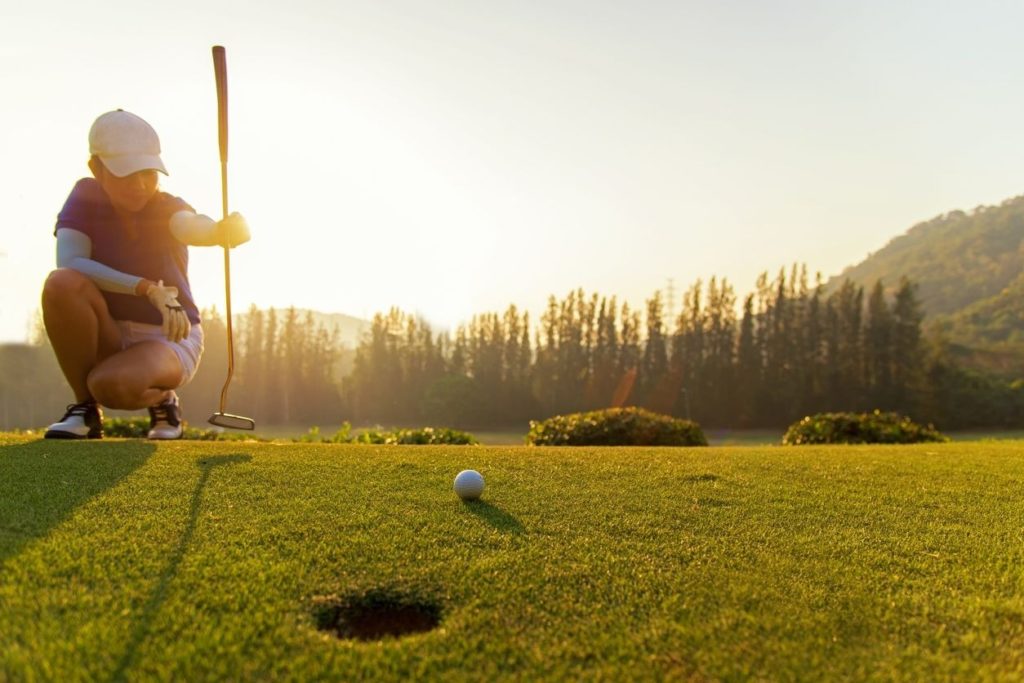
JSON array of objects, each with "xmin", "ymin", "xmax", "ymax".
[{"xmin": 116, "ymin": 321, "xmax": 205, "ymax": 387}]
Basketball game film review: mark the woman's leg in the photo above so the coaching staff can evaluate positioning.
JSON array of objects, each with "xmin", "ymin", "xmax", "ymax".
[
  {"xmin": 87, "ymin": 341, "xmax": 184, "ymax": 410},
  {"xmin": 42, "ymin": 269, "xmax": 123, "ymax": 403}
]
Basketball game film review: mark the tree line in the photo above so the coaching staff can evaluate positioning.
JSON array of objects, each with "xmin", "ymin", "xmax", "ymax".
[
  {"xmin": 2, "ymin": 266, "xmax": 1022, "ymax": 431},
  {"xmin": 344, "ymin": 265, "xmax": 1023, "ymax": 430}
]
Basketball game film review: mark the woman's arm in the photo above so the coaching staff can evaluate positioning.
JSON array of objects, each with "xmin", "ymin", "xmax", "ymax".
[
  {"xmin": 56, "ymin": 228, "xmax": 153, "ymax": 295},
  {"xmin": 170, "ymin": 210, "xmax": 250, "ymax": 247}
]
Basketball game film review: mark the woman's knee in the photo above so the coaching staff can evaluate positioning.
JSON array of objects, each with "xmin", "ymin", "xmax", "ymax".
[
  {"xmin": 87, "ymin": 366, "xmax": 142, "ymax": 409},
  {"xmin": 42, "ymin": 269, "xmax": 96, "ymax": 306}
]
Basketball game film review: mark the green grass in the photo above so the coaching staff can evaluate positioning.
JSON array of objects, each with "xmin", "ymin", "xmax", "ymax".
[{"xmin": 1, "ymin": 435, "xmax": 1022, "ymax": 681}]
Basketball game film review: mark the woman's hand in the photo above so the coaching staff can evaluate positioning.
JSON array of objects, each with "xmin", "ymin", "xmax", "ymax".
[
  {"xmin": 145, "ymin": 280, "xmax": 191, "ymax": 343},
  {"xmin": 217, "ymin": 212, "xmax": 250, "ymax": 248}
]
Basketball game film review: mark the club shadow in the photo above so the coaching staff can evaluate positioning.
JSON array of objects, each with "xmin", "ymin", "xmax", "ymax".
[
  {"xmin": 462, "ymin": 500, "xmax": 525, "ymax": 535},
  {"xmin": 0, "ymin": 439, "xmax": 155, "ymax": 568},
  {"xmin": 111, "ymin": 453, "xmax": 252, "ymax": 682}
]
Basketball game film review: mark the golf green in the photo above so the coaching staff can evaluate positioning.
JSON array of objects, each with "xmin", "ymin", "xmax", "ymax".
[{"xmin": 1, "ymin": 435, "xmax": 1021, "ymax": 681}]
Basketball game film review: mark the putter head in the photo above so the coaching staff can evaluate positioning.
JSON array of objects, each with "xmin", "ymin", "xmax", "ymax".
[{"xmin": 208, "ymin": 412, "xmax": 256, "ymax": 430}]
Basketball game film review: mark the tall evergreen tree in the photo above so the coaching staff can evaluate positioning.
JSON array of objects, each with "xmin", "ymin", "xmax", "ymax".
[
  {"xmin": 534, "ymin": 296, "xmax": 560, "ymax": 413},
  {"xmin": 831, "ymin": 280, "xmax": 865, "ymax": 409},
  {"xmin": 703, "ymin": 277, "xmax": 737, "ymax": 424},
  {"xmin": 640, "ymin": 291, "xmax": 669, "ymax": 411},
  {"xmin": 865, "ymin": 280, "xmax": 894, "ymax": 408},
  {"xmin": 735, "ymin": 293, "xmax": 759, "ymax": 426},
  {"xmin": 671, "ymin": 281, "xmax": 704, "ymax": 419},
  {"xmin": 589, "ymin": 296, "xmax": 619, "ymax": 409},
  {"xmin": 802, "ymin": 275, "xmax": 826, "ymax": 414},
  {"xmin": 617, "ymin": 302, "xmax": 642, "ymax": 407},
  {"xmin": 891, "ymin": 276, "xmax": 925, "ymax": 412},
  {"xmin": 241, "ymin": 305, "xmax": 265, "ymax": 418},
  {"xmin": 262, "ymin": 308, "xmax": 281, "ymax": 422}
]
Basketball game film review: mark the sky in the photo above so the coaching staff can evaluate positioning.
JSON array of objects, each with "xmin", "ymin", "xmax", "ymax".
[{"xmin": 3, "ymin": 0, "xmax": 1024, "ymax": 342}]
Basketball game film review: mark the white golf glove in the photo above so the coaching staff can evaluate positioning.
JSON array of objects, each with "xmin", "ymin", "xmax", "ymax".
[
  {"xmin": 145, "ymin": 280, "xmax": 191, "ymax": 343},
  {"xmin": 217, "ymin": 212, "xmax": 250, "ymax": 248}
]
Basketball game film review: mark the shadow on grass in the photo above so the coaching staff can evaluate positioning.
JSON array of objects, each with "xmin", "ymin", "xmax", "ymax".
[
  {"xmin": 111, "ymin": 453, "xmax": 252, "ymax": 683},
  {"xmin": 0, "ymin": 440, "xmax": 154, "ymax": 567},
  {"xmin": 681, "ymin": 473, "xmax": 720, "ymax": 483},
  {"xmin": 463, "ymin": 500, "xmax": 525, "ymax": 535}
]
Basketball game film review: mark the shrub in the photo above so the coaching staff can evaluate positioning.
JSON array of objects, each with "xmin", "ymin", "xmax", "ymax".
[
  {"xmin": 103, "ymin": 416, "xmax": 257, "ymax": 441},
  {"xmin": 299, "ymin": 423, "xmax": 479, "ymax": 445},
  {"xmin": 527, "ymin": 407, "xmax": 707, "ymax": 446},
  {"xmin": 354, "ymin": 427, "xmax": 479, "ymax": 445},
  {"xmin": 298, "ymin": 423, "xmax": 353, "ymax": 444},
  {"xmin": 782, "ymin": 411, "xmax": 949, "ymax": 445}
]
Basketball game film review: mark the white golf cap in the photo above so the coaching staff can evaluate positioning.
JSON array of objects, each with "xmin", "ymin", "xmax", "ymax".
[{"xmin": 88, "ymin": 110, "xmax": 168, "ymax": 177}]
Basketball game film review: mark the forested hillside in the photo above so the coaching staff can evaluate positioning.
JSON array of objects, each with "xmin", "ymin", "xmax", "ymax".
[
  {"xmin": 832, "ymin": 196, "xmax": 1024, "ymax": 318},
  {"xmin": 830, "ymin": 195, "xmax": 1024, "ymax": 375}
]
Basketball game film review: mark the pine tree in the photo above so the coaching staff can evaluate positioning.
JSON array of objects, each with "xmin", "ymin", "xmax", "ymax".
[
  {"xmin": 703, "ymin": 277, "xmax": 736, "ymax": 425},
  {"xmin": 555, "ymin": 290, "xmax": 589, "ymax": 414},
  {"xmin": 640, "ymin": 291, "xmax": 669, "ymax": 411},
  {"xmin": 239, "ymin": 305, "xmax": 264, "ymax": 419},
  {"xmin": 616, "ymin": 302, "xmax": 642, "ymax": 407},
  {"xmin": 763, "ymin": 268, "xmax": 792, "ymax": 424},
  {"xmin": 589, "ymin": 297, "xmax": 619, "ymax": 409},
  {"xmin": 535, "ymin": 296, "xmax": 560, "ymax": 414},
  {"xmin": 865, "ymin": 280, "xmax": 894, "ymax": 409},
  {"xmin": 828, "ymin": 280, "xmax": 865, "ymax": 409},
  {"xmin": 449, "ymin": 327, "xmax": 468, "ymax": 376},
  {"xmin": 892, "ymin": 276, "xmax": 925, "ymax": 414},
  {"xmin": 735, "ymin": 294, "xmax": 759, "ymax": 426},
  {"xmin": 802, "ymin": 275, "xmax": 826, "ymax": 416},
  {"xmin": 751, "ymin": 272, "xmax": 774, "ymax": 423},
  {"xmin": 671, "ymin": 281, "xmax": 704, "ymax": 419}
]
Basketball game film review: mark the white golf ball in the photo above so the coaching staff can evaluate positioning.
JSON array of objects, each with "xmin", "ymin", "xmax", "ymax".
[{"xmin": 454, "ymin": 469, "xmax": 485, "ymax": 500}]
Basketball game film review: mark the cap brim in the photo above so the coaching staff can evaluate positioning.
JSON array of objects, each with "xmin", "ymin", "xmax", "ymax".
[{"xmin": 99, "ymin": 154, "xmax": 169, "ymax": 177}]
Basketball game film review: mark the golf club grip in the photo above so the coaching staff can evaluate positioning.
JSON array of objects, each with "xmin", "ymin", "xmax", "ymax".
[{"xmin": 213, "ymin": 46, "xmax": 228, "ymax": 165}]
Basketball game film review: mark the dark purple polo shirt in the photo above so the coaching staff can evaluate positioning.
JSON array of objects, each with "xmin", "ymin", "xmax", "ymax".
[{"xmin": 55, "ymin": 178, "xmax": 201, "ymax": 326}]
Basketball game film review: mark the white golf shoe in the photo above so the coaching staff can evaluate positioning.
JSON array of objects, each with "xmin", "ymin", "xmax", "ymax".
[
  {"xmin": 45, "ymin": 400, "xmax": 104, "ymax": 439},
  {"xmin": 147, "ymin": 392, "xmax": 184, "ymax": 440}
]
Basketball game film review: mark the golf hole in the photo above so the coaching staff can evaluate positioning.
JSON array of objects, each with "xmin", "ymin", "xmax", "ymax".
[{"xmin": 312, "ymin": 590, "xmax": 442, "ymax": 641}]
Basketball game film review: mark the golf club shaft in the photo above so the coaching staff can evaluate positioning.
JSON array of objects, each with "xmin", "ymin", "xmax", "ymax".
[{"xmin": 213, "ymin": 45, "xmax": 234, "ymax": 415}]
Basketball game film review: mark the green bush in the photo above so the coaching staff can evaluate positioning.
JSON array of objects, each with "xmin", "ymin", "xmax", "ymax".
[
  {"xmin": 782, "ymin": 411, "xmax": 949, "ymax": 445},
  {"xmin": 527, "ymin": 407, "xmax": 707, "ymax": 446},
  {"xmin": 100, "ymin": 418, "xmax": 476, "ymax": 445},
  {"xmin": 297, "ymin": 424, "xmax": 353, "ymax": 444},
  {"xmin": 299, "ymin": 423, "xmax": 479, "ymax": 445},
  {"xmin": 103, "ymin": 416, "xmax": 258, "ymax": 440},
  {"xmin": 355, "ymin": 427, "xmax": 479, "ymax": 445}
]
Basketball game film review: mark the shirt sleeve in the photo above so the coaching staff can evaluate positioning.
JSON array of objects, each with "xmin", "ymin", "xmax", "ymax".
[
  {"xmin": 155, "ymin": 193, "xmax": 195, "ymax": 229},
  {"xmin": 54, "ymin": 178, "xmax": 104, "ymax": 239},
  {"xmin": 170, "ymin": 210, "xmax": 222, "ymax": 246},
  {"xmin": 56, "ymin": 228, "xmax": 141, "ymax": 294}
]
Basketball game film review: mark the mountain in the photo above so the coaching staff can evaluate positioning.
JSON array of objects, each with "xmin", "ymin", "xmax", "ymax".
[
  {"xmin": 933, "ymin": 270, "xmax": 1024, "ymax": 376},
  {"xmin": 828, "ymin": 194, "xmax": 1024, "ymax": 376},
  {"xmin": 942, "ymin": 271, "xmax": 1024, "ymax": 345},
  {"xmin": 830, "ymin": 195, "xmax": 1024, "ymax": 318}
]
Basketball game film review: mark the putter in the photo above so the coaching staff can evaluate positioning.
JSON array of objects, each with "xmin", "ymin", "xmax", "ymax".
[{"xmin": 208, "ymin": 45, "xmax": 255, "ymax": 431}]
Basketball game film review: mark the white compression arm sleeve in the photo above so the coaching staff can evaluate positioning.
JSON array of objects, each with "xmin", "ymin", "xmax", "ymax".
[
  {"xmin": 56, "ymin": 228, "xmax": 141, "ymax": 294},
  {"xmin": 169, "ymin": 210, "xmax": 220, "ymax": 246}
]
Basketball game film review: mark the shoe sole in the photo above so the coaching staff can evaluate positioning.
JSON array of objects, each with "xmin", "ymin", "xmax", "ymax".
[
  {"xmin": 44, "ymin": 430, "xmax": 103, "ymax": 439},
  {"xmin": 147, "ymin": 433, "xmax": 183, "ymax": 440}
]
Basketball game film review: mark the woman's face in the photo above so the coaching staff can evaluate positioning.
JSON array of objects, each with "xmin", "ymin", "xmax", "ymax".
[{"xmin": 92, "ymin": 160, "xmax": 159, "ymax": 213}]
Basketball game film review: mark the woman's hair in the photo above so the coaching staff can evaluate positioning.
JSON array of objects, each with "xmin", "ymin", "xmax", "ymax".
[{"xmin": 88, "ymin": 154, "xmax": 106, "ymax": 175}]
